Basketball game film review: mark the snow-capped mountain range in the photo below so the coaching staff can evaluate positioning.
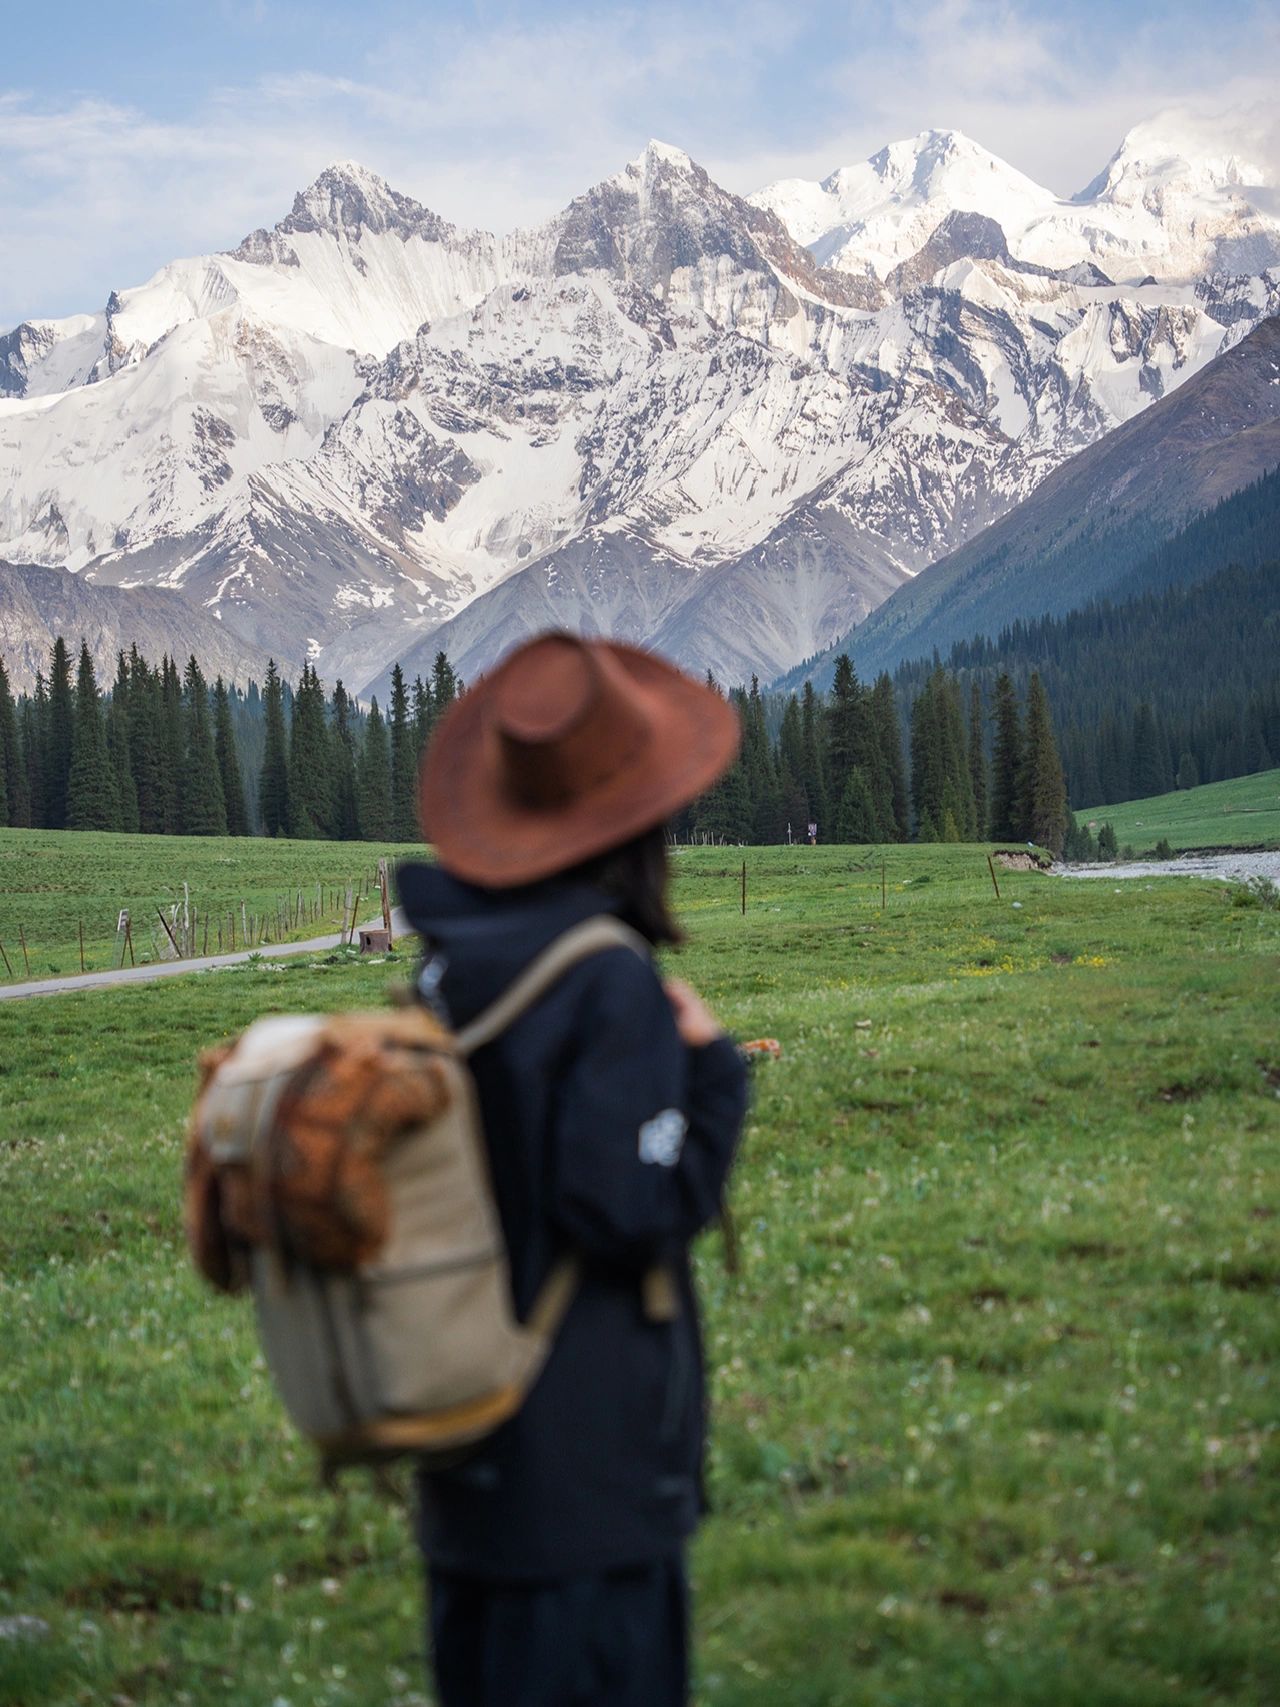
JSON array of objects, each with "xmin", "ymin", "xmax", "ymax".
[{"xmin": 2, "ymin": 116, "xmax": 1277, "ymax": 695}]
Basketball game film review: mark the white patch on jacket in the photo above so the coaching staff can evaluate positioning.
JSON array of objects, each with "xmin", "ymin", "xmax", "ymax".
[{"xmin": 638, "ymin": 1108, "xmax": 687, "ymax": 1168}]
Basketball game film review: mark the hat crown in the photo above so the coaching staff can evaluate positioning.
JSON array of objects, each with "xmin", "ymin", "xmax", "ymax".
[
  {"xmin": 488, "ymin": 634, "xmax": 651, "ymax": 808},
  {"xmin": 492, "ymin": 634, "xmax": 595, "ymax": 745}
]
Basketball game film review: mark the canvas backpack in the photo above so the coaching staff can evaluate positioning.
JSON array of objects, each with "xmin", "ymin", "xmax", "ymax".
[{"xmin": 184, "ymin": 915, "xmax": 647, "ymax": 1474}]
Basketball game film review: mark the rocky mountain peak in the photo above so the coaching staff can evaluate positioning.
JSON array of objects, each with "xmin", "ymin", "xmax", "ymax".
[
  {"xmin": 546, "ymin": 140, "xmax": 877, "ymax": 316},
  {"xmin": 1078, "ymin": 117, "xmax": 1272, "ymax": 207},
  {"xmin": 551, "ymin": 141, "xmax": 758, "ymax": 281},
  {"xmin": 234, "ymin": 160, "xmax": 457, "ymax": 262},
  {"xmin": 622, "ymin": 139, "xmax": 699, "ymax": 179},
  {"xmin": 754, "ymin": 128, "xmax": 1056, "ymax": 278},
  {"xmin": 817, "ymin": 127, "xmax": 1047, "ymax": 206}
]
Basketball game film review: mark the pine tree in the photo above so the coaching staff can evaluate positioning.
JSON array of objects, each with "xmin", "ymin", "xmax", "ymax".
[
  {"xmin": 158, "ymin": 656, "xmax": 184, "ymax": 832},
  {"xmin": 431, "ymin": 651, "xmax": 459, "ymax": 715},
  {"xmin": 776, "ymin": 696, "xmax": 809, "ymax": 840},
  {"xmin": 742, "ymin": 677, "xmax": 781, "ymax": 842},
  {"xmin": 834, "ymin": 769, "xmax": 882, "ymax": 843},
  {"xmin": 180, "ymin": 656, "xmax": 227, "ymax": 835},
  {"xmin": 129, "ymin": 652, "xmax": 165, "ymax": 833},
  {"xmin": 943, "ymin": 676, "xmax": 977, "ymax": 839},
  {"xmin": 212, "ymin": 678, "xmax": 249, "ymax": 835},
  {"xmin": 1175, "ymin": 751, "xmax": 1200, "ymax": 792},
  {"xmin": 827, "ymin": 655, "xmax": 859, "ymax": 810},
  {"xmin": 388, "ymin": 665, "xmax": 417, "ymax": 840},
  {"xmin": 357, "ymin": 697, "xmax": 392, "ymax": 840},
  {"xmin": 0, "ymin": 655, "xmax": 22, "ymax": 827},
  {"xmin": 67, "ymin": 643, "xmax": 118, "ymax": 830},
  {"xmin": 870, "ymin": 673, "xmax": 910, "ymax": 841},
  {"xmin": 22, "ymin": 679, "xmax": 45, "ymax": 830},
  {"xmin": 44, "ymin": 637, "xmax": 74, "ymax": 829},
  {"xmin": 691, "ymin": 681, "xmax": 750, "ymax": 844},
  {"xmin": 909, "ymin": 673, "xmax": 947, "ymax": 840},
  {"xmin": 412, "ymin": 675, "xmax": 433, "ymax": 765},
  {"xmin": 800, "ymin": 681, "xmax": 829, "ymax": 837},
  {"xmin": 1062, "ymin": 814, "xmax": 1096, "ymax": 862},
  {"xmin": 1129, "ymin": 701, "xmax": 1165, "ymax": 800},
  {"xmin": 968, "ymin": 680, "xmax": 989, "ymax": 839},
  {"xmin": 1021, "ymin": 672, "xmax": 1069, "ymax": 854},
  {"xmin": 909, "ymin": 668, "xmax": 974, "ymax": 841},
  {"xmin": 830, "ymin": 655, "xmax": 896, "ymax": 841},
  {"xmin": 259, "ymin": 659, "xmax": 291, "ymax": 837},
  {"xmin": 329, "ymin": 681, "xmax": 360, "ymax": 841},
  {"xmin": 108, "ymin": 654, "xmax": 139, "ymax": 833},
  {"xmin": 694, "ymin": 757, "xmax": 752, "ymax": 844},
  {"xmin": 287, "ymin": 662, "xmax": 331, "ymax": 838},
  {"xmin": 989, "ymin": 673, "xmax": 1022, "ymax": 841}
]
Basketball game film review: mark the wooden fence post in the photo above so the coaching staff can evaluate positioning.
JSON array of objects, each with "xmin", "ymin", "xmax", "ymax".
[
  {"xmin": 17, "ymin": 925, "xmax": 30, "ymax": 976},
  {"xmin": 378, "ymin": 859, "xmax": 393, "ymax": 944},
  {"xmin": 986, "ymin": 854, "xmax": 1002, "ymax": 900},
  {"xmin": 156, "ymin": 908, "xmax": 182, "ymax": 958}
]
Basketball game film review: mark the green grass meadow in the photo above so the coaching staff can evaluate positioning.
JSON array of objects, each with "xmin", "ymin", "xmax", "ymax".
[
  {"xmin": 1, "ymin": 834, "xmax": 1278, "ymax": 1704},
  {"xmin": 0, "ymin": 830, "xmax": 425, "ymax": 980},
  {"xmin": 1079, "ymin": 768, "xmax": 1280, "ymax": 853}
]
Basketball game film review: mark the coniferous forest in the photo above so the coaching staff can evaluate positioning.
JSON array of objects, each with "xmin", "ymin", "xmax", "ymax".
[
  {"xmin": 885, "ymin": 465, "xmax": 1280, "ymax": 809},
  {"xmin": 2, "ymin": 531, "xmax": 1276, "ymax": 856},
  {"xmin": 899, "ymin": 555, "xmax": 1280, "ymax": 809},
  {"xmin": 671, "ymin": 663, "xmax": 1070, "ymax": 851},
  {"xmin": 0, "ymin": 637, "xmax": 1073, "ymax": 849},
  {"xmin": 0, "ymin": 643, "xmax": 459, "ymax": 844}
]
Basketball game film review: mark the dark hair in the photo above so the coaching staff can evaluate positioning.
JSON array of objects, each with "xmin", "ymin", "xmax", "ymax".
[{"xmin": 565, "ymin": 823, "xmax": 683, "ymax": 947}]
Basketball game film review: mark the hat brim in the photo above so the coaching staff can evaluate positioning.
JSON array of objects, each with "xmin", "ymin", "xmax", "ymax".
[{"xmin": 420, "ymin": 640, "xmax": 741, "ymax": 886}]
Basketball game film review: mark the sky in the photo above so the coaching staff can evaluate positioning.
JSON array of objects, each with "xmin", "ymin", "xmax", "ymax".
[{"xmin": 2, "ymin": 0, "xmax": 1278, "ymax": 326}]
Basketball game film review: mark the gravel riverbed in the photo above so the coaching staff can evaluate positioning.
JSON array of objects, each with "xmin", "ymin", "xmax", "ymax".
[{"xmin": 1057, "ymin": 849, "xmax": 1280, "ymax": 886}]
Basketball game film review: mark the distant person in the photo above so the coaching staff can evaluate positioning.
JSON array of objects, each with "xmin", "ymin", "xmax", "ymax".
[{"xmin": 397, "ymin": 631, "xmax": 748, "ymax": 1707}]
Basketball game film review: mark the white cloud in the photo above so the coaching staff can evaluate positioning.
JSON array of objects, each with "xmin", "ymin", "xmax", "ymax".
[
  {"xmin": 0, "ymin": 0, "xmax": 1276, "ymax": 326},
  {"xmin": 777, "ymin": 0, "xmax": 1280, "ymax": 197}
]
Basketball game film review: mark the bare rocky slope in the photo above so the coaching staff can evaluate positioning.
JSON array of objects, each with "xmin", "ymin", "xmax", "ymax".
[
  {"xmin": 0, "ymin": 560, "xmax": 273, "ymax": 694},
  {"xmin": 778, "ymin": 313, "xmax": 1280, "ymax": 687}
]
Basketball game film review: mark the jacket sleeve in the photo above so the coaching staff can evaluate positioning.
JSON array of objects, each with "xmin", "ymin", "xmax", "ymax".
[{"xmin": 547, "ymin": 949, "xmax": 748, "ymax": 1265}]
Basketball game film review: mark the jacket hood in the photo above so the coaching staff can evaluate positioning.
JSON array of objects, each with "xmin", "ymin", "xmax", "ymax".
[{"xmin": 395, "ymin": 860, "xmax": 626, "ymax": 1027}]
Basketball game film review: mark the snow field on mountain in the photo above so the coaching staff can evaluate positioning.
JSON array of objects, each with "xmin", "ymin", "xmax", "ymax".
[
  {"xmin": 2, "ymin": 119, "xmax": 1278, "ymax": 687},
  {"xmin": 755, "ymin": 119, "xmax": 1280, "ymax": 284}
]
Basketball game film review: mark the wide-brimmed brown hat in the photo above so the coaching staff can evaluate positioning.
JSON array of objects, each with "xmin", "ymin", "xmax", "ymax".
[{"xmin": 420, "ymin": 632, "xmax": 740, "ymax": 886}]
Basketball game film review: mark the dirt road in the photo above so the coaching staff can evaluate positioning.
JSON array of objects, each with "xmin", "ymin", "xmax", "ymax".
[{"xmin": 0, "ymin": 910, "xmax": 414, "ymax": 1003}]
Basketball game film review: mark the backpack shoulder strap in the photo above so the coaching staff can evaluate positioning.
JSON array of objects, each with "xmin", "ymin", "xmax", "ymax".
[{"xmin": 454, "ymin": 915, "xmax": 649, "ymax": 1058}]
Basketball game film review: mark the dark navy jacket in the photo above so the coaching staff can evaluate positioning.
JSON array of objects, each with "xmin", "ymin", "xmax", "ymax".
[{"xmin": 396, "ymin": 862, "xmax": 748, "ymax": 1582}]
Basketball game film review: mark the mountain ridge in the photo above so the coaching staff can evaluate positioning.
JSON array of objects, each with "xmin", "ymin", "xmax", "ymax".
[
  {"xmin": 774, "ymin": 313, "xmax": 1280, "ymax": 692},
  {"xmin": 2, "ymin": 118, "xmax": 1278, "ymax": 690}
]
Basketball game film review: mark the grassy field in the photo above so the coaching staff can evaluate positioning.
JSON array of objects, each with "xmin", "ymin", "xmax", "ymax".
[
  {"xmin": 1079, "ymin": 768, "xmax": 1280, "ymax": 853},
  {"xmin": 0, "ymin": 830, "xmax": 424, "ymax": 980},
  {"xmin": 1, "ymin": 836, "xmax": 1278, "ymax": 1705}
]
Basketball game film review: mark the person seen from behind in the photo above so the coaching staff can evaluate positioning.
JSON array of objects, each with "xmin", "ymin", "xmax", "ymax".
[{"xmin": 397, "ymin": 631, "xmax": 748, "ymax": 1707}]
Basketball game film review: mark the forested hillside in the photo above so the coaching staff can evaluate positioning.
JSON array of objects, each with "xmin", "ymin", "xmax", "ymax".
[{"xmin": 898, "ymin": 552, "xmax": 1280, "ymax": 806}]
